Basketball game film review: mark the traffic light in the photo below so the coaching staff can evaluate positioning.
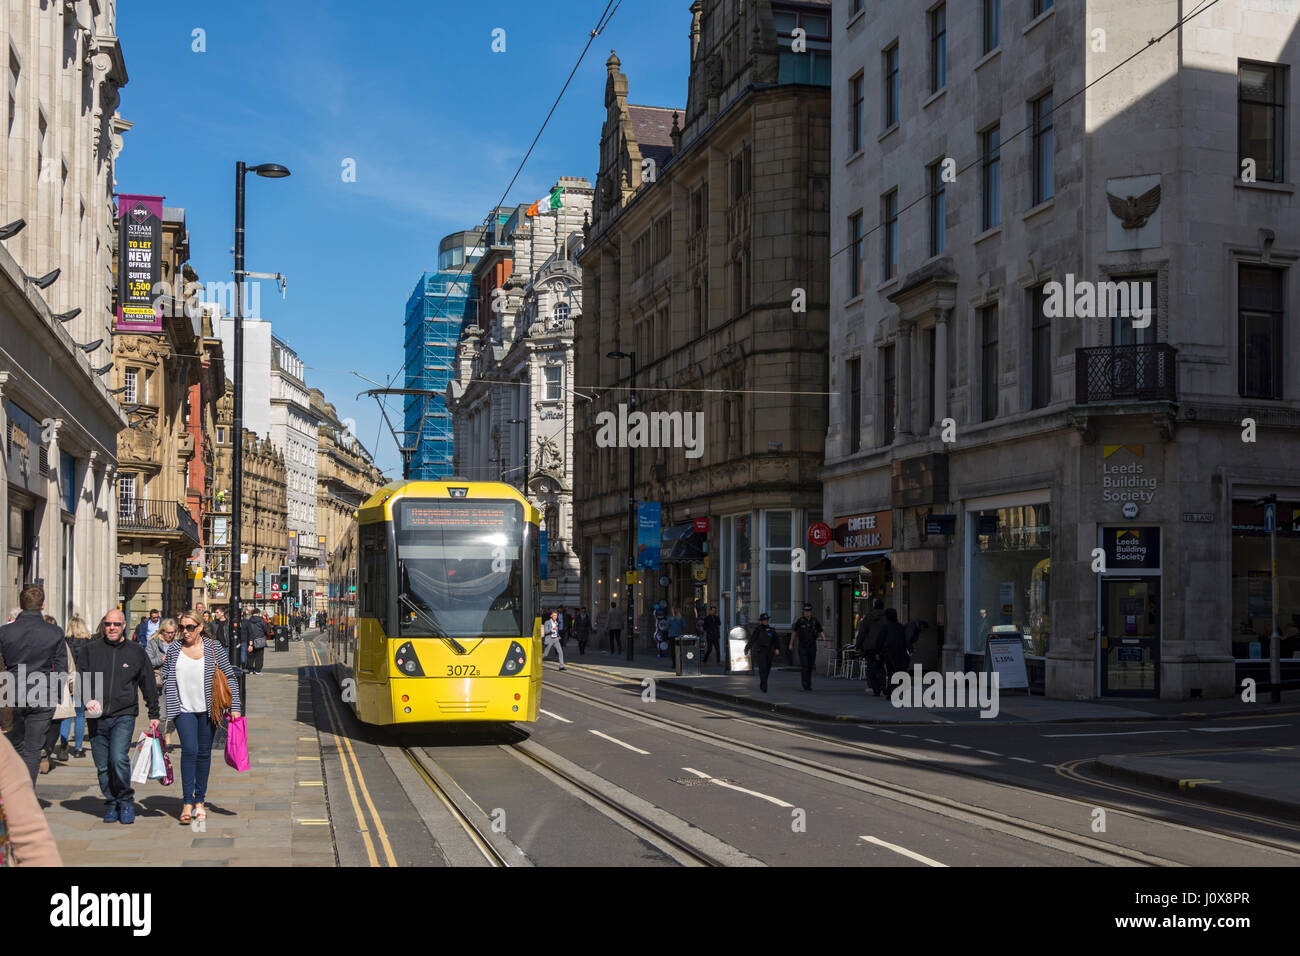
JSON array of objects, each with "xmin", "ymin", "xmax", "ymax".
[{"xmin": 279, "ymin": 565, "xmax": 290, "ymax": 594}]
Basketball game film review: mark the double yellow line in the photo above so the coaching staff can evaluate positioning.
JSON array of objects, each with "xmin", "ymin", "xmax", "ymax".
[{"xmin": 308, "ymin": 643, "xmax": 397, "ymax": 866}]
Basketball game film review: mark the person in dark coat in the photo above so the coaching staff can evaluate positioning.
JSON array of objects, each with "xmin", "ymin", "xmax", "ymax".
[
  {"xmin": 745, "ymin": 612, "xmax": 783, "ymax": 693},
  {"xmin": 875, "ymin": 608, "xmax": 909, "ymax": 688},
  {"xmin": 854, "ymin": 599, "xmax": 887, "ymax": 694},
  {"xmin": 700, "ymin": 606, "xmax": 723, "ymax": 667},
  {"xmin": 573, "ymin": 607, "xmax": 592, "ymax": 655},
  {"xmin": 0, "ymin": 586, "xmax": 67, "ymax": 783},
  {"xmin": 790, "ymin": 603, "xmax": 826, "ymax": 691}
]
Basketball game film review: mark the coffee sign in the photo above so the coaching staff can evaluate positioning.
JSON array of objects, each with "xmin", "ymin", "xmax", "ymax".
[{"xmin": 832, "ymin": 509, "xmax": 892, "ymax": 553}]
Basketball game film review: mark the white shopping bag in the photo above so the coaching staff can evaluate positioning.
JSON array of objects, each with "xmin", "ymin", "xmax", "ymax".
[{"xmin": 129, "ymin": 732, "xmax": 153, "ymax": 785}]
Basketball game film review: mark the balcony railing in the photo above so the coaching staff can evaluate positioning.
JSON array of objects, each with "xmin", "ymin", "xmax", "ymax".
[
  {"xmin": 1075, "ymin": 344, "xmax": 1177, "ymax": 405},
  {"xmin": 118, "ymin": 498, "xmax": 201, "ymax": 544}
]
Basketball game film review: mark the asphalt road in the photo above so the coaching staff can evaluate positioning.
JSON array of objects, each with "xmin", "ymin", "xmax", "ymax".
[{"xmin": 301, "ymin": 636, "xmax": 1300, "ymax": 867}]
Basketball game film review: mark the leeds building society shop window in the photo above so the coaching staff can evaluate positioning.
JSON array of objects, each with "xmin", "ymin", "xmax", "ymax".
[
  {"xmin": 1231, "ymin": 499, "xmax": 1300, "ymax": 660},
  {"xmin": 967, "ymin": 504, "xmax": 1051, "ymax": 656}
]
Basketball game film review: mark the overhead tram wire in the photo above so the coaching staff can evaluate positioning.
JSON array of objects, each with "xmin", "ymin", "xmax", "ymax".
[
  {"xmin": 824, "ymin": 0, "xmax": 1226, "ymax": 267},
  {"xmin": 383, "ymin": 0, "xmax": 623, "ymax": 404}
]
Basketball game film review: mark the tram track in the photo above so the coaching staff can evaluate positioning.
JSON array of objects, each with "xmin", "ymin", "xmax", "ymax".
[
  {"xmin": 401, "ymin": 746, "xmax": 515, "ymax": 867},
  {"xmin": 545, "ymin": 666, "xmax": 1300, "ymax": 866}
]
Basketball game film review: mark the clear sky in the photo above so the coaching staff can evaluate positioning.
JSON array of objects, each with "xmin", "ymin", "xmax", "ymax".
[{"xmin": 116, "ymin": 0, "xmax": 689, "ymax": 477}]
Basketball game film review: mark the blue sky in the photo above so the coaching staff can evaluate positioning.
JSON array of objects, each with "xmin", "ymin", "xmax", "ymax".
[{"xmin": 116, "ymin": 0, "xmax": 688, "ymax": 477}]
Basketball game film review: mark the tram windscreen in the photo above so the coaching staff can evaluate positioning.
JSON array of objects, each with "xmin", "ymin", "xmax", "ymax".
[{"xmin": 394, "ymin": 500, "xmax": 524, "ymax": 639}]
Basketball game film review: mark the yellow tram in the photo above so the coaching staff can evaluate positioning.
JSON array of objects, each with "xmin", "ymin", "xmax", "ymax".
[{"xmin": 326, "ymin": 480, "xmax": 542, "ymax": 725}]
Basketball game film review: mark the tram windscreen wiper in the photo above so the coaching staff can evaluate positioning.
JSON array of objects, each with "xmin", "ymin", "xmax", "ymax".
[{"xmin": 398, "ymin": 589, "xmax": 466, "ymax": 655}]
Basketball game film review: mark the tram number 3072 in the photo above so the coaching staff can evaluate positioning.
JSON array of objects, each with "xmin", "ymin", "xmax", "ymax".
[{"xmin": 446, "ymin": 664, "xmax": 480, "ymax": 676}]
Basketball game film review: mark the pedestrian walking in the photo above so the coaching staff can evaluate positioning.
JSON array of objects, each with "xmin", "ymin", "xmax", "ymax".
[
  {"xmin": 556, "ymin": 608, "xmax": 567, "ymax": 649},
  {"xmin": 542, "ymin": 610, "xmax": 567, "ymax": 670},
  {"xmin": 56, "ymin": 615, "xmax": 93, "ymax": 760},
  {"xmin": 903, "ymin": 618, "xmax": 929, "ymax": 670},
  {"xmin": 0, "ymin": 732, "xmax": 62, "ymax": 866},
  {"xmin": 163, "ymin": 609, "xmax": 242, "ymax": 825},
  {"xmin": 75, "ymin": 608, "xmax": 160, "ymax": 824},
  {"xmin": 244, "ymin": 609, "xmax": 268, "ymax": 674},
  {"xmin": 745, "ymin": 613, "xmax": 783, "ymax": 693},
  {"xmin": 666, "ymin": 607, "xmax": 685, "ymax": 662},
  {"xmin": 131, "ymin": 608, "xmax": 161, "ymax": 645},
  {"xmin": 855, "ymin": 599, "xmax": 887, "ymax": 695},
  {"xmin": 41, "ymin": 623, "xmax": 76, "ymax": 773},
  {"xmin": 605, "ymin": 601, "xmax": 622, "ymax": 654},
  {"xmin": 700, "ymin": 606, "xmax": 722, "ymax": 666},
  {"xmin": 790, "ymin": 603, "xmax": 826, "ymax": 691},
  {"xmin": 0, "ymin": 585, "xmax": 67, "ymax": 783},
  {"xmin": 574, "ymin": 607, "xmax": 591, "ymax": 655},
  {"xmin": 876, "ymin": 608, "xmax": 909, "ymax": 690},
  {"xmin": 147, "ymin": 618, "xmax": 179, "ymax": 754}
]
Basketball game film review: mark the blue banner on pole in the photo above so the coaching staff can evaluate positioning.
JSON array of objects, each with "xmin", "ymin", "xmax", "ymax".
[
  {"xmin": 539, "ymin": 530, "xmax": 548, "ymax": 579},
  {"xmin": 636, "ymin": 503, "xmax": 661, "ymax": 570}
]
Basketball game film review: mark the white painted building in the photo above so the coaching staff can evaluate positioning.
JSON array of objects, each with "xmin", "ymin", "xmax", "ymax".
[
  {"xmin": 269, "ymin": 336, "xmax": 320, "ymax": 611},
  {"xmin": 0, "ymin": 1, "xmax": 130, "ymax": 621},
  {"xmin": 825, "ymin": 0, "xmax": 1300, "ymax": 699},
  {"xmin": 449, "ymin": 179, "xmax": 594, "ymax": 609}
]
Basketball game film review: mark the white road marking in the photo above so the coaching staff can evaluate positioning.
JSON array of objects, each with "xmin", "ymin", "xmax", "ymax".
[
  {"xmin": 976, "ymin": 750, "xmax": 1003, "ymax": 757},
  {"xmin": 924, "ymin": 738, "xmax": 944, "ymax": 744},
  {"xmin": 1010, "ymin": 756, "xmax": 1037, "ymax": 764},
  {"xmin": 1041, "ymin": 729, "xmax": 1186, "ymax": 738},
  {"xmin": 951, "ymin": 744, "xmax": 972, "ymax": 750},
  {"xmin": 539, "ymin": 709, "xmax": 572, "ymax": 723},
  {"xmin": 878, "ymin": 729, "xmax": 898, "ymax": 734},
  {"xmin": 588, "ymin": 729, "xmax": 650, "ymax": 754},
  {"xmin": 860, "ymin": 835, "xmax": 948, "ymax": 867},
  {"xmin": 901, "ymin": 733, "xmax": 919, "ymax": 738},
  {"xmin": 1191, "ymin": 724, "xmax": 1289, "ymax": 733},
  {"xmin": 682, "ymin": 767, "xmax": 794, "ymax": 808},
  {"xmin": 1041, "ymin": 763, "xmax": 1056, "ymax": 769}
]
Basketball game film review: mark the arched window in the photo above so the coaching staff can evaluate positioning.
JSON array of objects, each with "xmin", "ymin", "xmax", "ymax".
[{"xmin": 554, "ymin": 302, "xmax": 570, "ymax": 323}]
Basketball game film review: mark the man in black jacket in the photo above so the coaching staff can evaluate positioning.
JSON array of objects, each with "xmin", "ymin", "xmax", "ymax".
[
  {"xmin": 75, "ymin": 607, "xmax": 159, "ymax": 824},
  {"xmin": 700, "ymin": 606, "xmax": 723, "ymax": 668},
  {"xmin": 0, "ymin": 585, "xmax": 67, "ymax": 782},
  {"xmin": 745, "ymin": 612, "xmax": 783, "ymax": 693}
]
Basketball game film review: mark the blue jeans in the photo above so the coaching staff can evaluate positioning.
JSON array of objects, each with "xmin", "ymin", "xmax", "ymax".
[
  {"xmin": 173, "ymin": 711, "xmax": 214, "ymax": 804},
  {"xmin": 88, "ymin": 714, "xmax": 136, "ymax": 807},
  {"xmin": 60, "ymin": 706, "xmax": 86, "ymax": 750}
]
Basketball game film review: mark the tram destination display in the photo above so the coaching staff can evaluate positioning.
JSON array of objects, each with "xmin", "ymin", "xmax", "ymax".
[{"xmin": 399, "ymin": 502, "xmax": 514, "ymax": 531}]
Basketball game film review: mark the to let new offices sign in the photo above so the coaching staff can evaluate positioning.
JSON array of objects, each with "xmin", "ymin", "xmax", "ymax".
[{"xmin": 116, "ymin": 194, "xmax": 165, "ymax": 333}]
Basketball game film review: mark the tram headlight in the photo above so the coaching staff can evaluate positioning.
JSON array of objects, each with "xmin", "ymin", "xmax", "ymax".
[
  {"xmin": 499, "ymin": 641, "xmax": 527, "ymax": 676},
  {"xmin": 394, "ymin": 641, "xmax": 425, "ymax": 677}
]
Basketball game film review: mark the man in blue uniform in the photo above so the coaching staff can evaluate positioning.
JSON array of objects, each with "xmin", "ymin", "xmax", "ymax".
[{"xmin": 789, "ymin": 603, "xmax": 825, "ymax": 691}]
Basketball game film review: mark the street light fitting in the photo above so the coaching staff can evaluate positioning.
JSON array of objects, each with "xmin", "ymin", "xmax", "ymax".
[
  {"xmin": 607, "ymin": 351, "xmax": 628, "ymax": 359},
  {"xmin": 78, "ymin": 338, "xmax": 104, "ymax": 353},
  {"xmin": 1254, "ymin": 494, "xmax": 1278, "ymax": 506},
  {"xmin": 28, "ymin": 268, "xmax": 60, "ymax": 289},
  {"xmin": 0, "ymin": 218, "xmax": 26, "ymax": 240},
  {"xmin": 251, "ymin": 163, "xmax": 291, "ymax": 179},
  {"xmin": 53, "ymin": 307, "xmax": 82, "ymax": 322}
]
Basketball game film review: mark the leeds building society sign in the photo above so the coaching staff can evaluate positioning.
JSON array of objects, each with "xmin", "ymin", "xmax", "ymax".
[{"xmin": 1101, "ymin": 445, "xmax": 1158, "ymax": 514}]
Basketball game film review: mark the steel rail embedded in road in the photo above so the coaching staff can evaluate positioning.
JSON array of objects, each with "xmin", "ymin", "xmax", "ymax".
[
  {"xmin": 551, "ymin": 664, "xmax": 1300, "ymax": 862},
  {"xmin": 543, "ymin": 670, "xmax": 1193, "ymax": 866},
  {"xmin": 506, "ymin": 740, "xmax": 726, "ymax": 867},
  {"xmin": 401, "ymin": 747, "xmax": 513, "ymax": 867}
]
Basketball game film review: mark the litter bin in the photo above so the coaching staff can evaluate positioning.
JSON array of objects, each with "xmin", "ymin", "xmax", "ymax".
[
  {"xmin": 676, "ymin": 635, "xmax": 701, "ymax": 676},
  {"xmin": 273, "ymin": 626, "xmax": 290, "ymax": 652}
]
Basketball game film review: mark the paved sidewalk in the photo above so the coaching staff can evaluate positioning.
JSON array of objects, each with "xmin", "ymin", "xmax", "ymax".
[
  {"xmin": 1095, "ymin": 748, "xmax": 1300, "ymax": 821},
  {"xmin": 36, "ymin": 639, "xmax": 335, "ymax": 866},
  {"xmin": 559, "ymin": 648, "xmax": 1300, "ymax": 724}
]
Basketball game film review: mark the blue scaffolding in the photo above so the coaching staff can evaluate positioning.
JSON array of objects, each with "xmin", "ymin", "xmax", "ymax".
[{"xmin": 403, "ymin": 271, "xmax": 475, "ymax": 480}]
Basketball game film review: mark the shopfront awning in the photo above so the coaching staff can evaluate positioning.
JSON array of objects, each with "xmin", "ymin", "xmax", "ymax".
[
  {"xmin": 807, "ymin": 550, "xmax": 890, "ymax": 576},
  {"xmin": 660, "ymin": 524, "xmax": 708, "ymax": 562}
]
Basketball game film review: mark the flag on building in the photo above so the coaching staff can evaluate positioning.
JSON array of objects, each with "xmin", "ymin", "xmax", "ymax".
[{"xmin": 525, "ymin": 186, "xmax": 564, "ymax": 217}]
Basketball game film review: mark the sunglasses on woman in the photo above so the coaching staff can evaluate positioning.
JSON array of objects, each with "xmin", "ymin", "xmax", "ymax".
[{"xmin": 181, "ymin": 623, "xmax": 201, "ymax": 632}]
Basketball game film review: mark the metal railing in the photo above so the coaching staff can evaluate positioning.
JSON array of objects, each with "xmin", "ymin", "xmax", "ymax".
[
  {"xmin": 118, "ymin": 497, "xmax": 201, "ymax": 544},
  {"xmin": 1075, "ymin": 344, "xmax": 1177, "ymax": 404}
]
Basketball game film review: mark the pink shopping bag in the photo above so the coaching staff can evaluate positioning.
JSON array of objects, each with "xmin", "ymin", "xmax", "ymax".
[{"xmin": 224, "ymin": 715, "xmax": 250, "ymax": 772}]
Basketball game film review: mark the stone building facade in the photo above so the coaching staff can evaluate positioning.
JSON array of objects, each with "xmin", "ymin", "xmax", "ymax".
[
  {"xmin": 1, "ymin": 1, "xmax": 130, "ymax": 622},
  {"xmin": 269, "ymin": 336, "xmax": 320, "ymax": 611},
  {"xmin": 825, "ymin": 0, "xmax": 1300, "ymax": 698},
  {"xmin": 575, "ymin": 0, "xmax": 832, "ymax": 639},
  {"xmin": 216, "ymin": 427, "xmax": 287, "ymax": 610},
  {"xmin": 312, "ymin": 388, "xmax": 384, "ymax": 601},
  {"xmin": 112, "ymin": 209, "xmax": 205, "ymax": 621},
  {"xmin": 449, "ymin": 179, "xmax": 594, "ymax": 609}
]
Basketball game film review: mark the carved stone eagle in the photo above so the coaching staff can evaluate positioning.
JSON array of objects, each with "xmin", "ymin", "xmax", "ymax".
[{"xmin": 1106, "ymin": 183, "xmax": 1160, "ymax": 230}]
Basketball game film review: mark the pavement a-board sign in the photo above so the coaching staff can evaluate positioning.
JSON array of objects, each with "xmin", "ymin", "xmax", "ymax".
[{"xmin": 985, "ymin": 633, "xmax": 1030, "ymax": 691}]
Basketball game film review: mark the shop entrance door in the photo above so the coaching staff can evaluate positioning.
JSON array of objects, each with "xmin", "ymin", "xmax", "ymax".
[{"xmin": 1100, "ymin": 577, "xmax": 1160, "ymax": 696}]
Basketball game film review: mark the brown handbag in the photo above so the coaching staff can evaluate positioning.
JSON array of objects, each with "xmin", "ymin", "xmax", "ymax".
[{"xmin": 209, "ymin": 649, "xmax": 233, "ymax": 726}]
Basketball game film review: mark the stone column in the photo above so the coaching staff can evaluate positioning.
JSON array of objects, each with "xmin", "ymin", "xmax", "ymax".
[
  {"xmin": 0, "ymin": 373, "xmax": 9, "ymax": 608},
  {"xmin": 934, "ymin": 309, "xmax": 950, "ymax": 428},
  {"xmin": 897, "ymin": 325, "xmax": 913, "ymax": 437},
  {"xmin": 104, "ymin": 463, "xmax": 118, "ymax": 612}
]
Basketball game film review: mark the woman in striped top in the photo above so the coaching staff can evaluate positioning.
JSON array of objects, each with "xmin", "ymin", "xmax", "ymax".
[{"xmin": 162, "ymin": 610, "xmax": 241, "ymax": 824}]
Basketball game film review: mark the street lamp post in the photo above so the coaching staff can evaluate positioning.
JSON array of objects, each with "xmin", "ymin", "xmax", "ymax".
[
  {"xmin": 608, "ymin": 351, "xmax": 637, "ymax": 661},
  {"xmin": 230, "ymin": 161, "xmax": 289, "ymax": 713}
]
